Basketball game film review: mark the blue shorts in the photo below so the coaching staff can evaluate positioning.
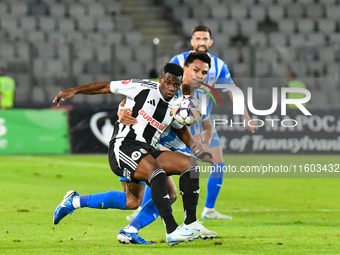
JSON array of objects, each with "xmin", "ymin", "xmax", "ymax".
[
  {"xmin": 210, "ymin": 131, "xmax": 221, "ymax": 148},
  {"xmin": 120, "ymin": 176, "xmax": 146, "ymax": 184}
]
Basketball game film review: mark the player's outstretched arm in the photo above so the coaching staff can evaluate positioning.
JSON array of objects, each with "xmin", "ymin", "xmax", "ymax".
[
  {"xmin": 53, "ymin": 81, "xmax": 111, "ymax": 107},
  {"xmin": 227, "ymin": 90, "xmax": 257, "ymax": 133}
]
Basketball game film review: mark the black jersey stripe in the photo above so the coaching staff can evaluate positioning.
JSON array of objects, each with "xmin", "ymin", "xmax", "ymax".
[
  {"xmin": 153, "ymin": 99, "xmax": 169, "ymax": 122},
  {"xmin": 142, "ymin": 123, "xmax": 157, "ymax": 145},
  {"xmin": 127, "ymin": 89, "xmax": 150, "ymax": 141},
  {"xmin": 142, "ymin": 98, "xmax": 169, "ymax": 144},
  {"xmin": 110, "ymin": 121, "xmax": 121, "ymax": 144},
  {"xmin": 132, "ymin": 89, "xmax": 150, "ymax": 117}
]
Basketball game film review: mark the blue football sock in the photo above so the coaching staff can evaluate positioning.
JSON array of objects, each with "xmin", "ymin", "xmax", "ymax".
[
  {"xmin": 129, "ymin": 199, "xmax": 173, "ymax": 231},
  {"xmin": 140, "ymin": 185, "xmax": 151, "ymax": 207},
  {"xmin": 80, "ymin": 191, "xmax": 126, "ymax": 210},
  {"xmin": 205, "ymin": 162, "xmax": 225, "ymax": 209}
]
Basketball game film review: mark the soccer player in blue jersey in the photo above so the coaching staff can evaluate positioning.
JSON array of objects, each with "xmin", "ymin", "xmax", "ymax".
[{"xmin": 170, "ymin": 25, "xmax": 257, "ymax": 220}]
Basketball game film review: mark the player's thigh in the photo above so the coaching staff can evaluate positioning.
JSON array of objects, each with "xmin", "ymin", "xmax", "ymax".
[
  {"xmin": 125, "ymin": 181, "xmax": 145, "ymax": 199},
  {"xmin": 121, "ymin": 180, "xmax": 128, "ymax": 193},
  {"xmin": 121, "ymin": 181, "xmax": 145, "ymax": 209},
  {"xmin": 134, "ymin": 155, "xmax": 162, "ymax": 181},
  {"xmin": 207, "ymin": 146, "xmax": 224, "ymax": 164},
  {"xmin": 208, "ymin": 131, "xmax": 224, "ymax": 164},
  {"xmin": 155, "ymin": 151, "xmax": 197, "ymax": 175}
]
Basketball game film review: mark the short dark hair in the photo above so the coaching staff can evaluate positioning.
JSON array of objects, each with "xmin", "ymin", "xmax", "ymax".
[
  {"xmin": 192, "ymin": 25, "xmax": 212, "ymax": 38},
  {"xmin": 184, "ymin": 52, "xmax": 211, "ymax": 69},
  {"xmin": 162, "ymin": 63, "xmax": 183, "ymax": 77}
]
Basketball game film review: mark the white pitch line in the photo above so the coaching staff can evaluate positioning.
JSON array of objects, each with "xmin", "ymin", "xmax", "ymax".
[
  {"xmin": 223, "ymin": 209, "xmax": 340, "ymax": 212},
  {"xmin": 10, "ymin": 156, "xmax": 109, "ymax": 169},
  {"xmin": 2, "ymin": 208, "xmax": 339, "ymax": 213}
]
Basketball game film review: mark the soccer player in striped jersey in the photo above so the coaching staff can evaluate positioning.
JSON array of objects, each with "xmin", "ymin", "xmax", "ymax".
[
  {"xmin": 52, "ymin": 63, "xmax": 214, "ymax": 246},
  {"xmin": 170, "ymin": 25, "xmax": 257, "ymax": 220},
  {"xmin": 117, "ymin": 52, "xmax": 217, "ymax": 244}
]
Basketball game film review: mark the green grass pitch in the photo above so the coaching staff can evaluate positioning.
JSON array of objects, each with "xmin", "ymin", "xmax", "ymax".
[{"xmin": 1, "ymin": 155, "xmax": 339, "ymax": 254}]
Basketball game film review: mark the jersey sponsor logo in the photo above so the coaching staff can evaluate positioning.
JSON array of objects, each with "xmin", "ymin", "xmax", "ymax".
[
  {"xmin": 122, "ymin": 168, "xmax": 131, "ymax": 180},
  {"xmin": 138, "ymin": 109, "xmax": 166, "ymax": 131},
  {"xmin": 119, "ymin": 86, "xmax": 136, "ymax": 91},
  {"xmin": 131, "ymin": 151, "xmax": 142, "ymax": 161},
  {"xmin": 147, "ymin": 99, "xmax": 156, "ymax": 106},
  {"xmin": 133, "ymin": 79, "xmax": 158, "ymax": 89},
  {"xmin": 122, "ymin": 79, "xmax": 132, "ymax": 85}
]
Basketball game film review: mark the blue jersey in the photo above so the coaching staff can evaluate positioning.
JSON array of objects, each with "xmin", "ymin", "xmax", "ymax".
[
  {"xmin": 158, "ymin": 87, "xmax": 209, "ymax": 157},
  {"xmin": 170, "ymin": 51, "xmax": 235, "ymax": 116}
]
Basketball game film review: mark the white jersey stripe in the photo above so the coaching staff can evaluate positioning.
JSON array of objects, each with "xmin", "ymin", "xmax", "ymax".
[
  {"xmin": 119, "ymin": 151, "xmax": 138, "ymax": 170},
  {"xmin": 177, "ymin": 54, "xmax": 185, "ymax": 67},
  {"xmin": 113, "ymin": 138, "xmax": 124, "ymax": 168},
  {"xmin": 120, "ymin": 151, "xmax": 138, "ymax": 168}
]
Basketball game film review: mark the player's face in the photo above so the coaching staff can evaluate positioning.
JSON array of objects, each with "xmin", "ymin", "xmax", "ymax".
[
  {"xmin": 159, "ymin": 73, "xmax": 182, "ymax": 101},
  {"xmin": 191, "ymin": 31, "xmax": 213, "ymax": 53},
  {"xmin": 182, "ymin": 59, "xmax": 209, "ymax": 86}
]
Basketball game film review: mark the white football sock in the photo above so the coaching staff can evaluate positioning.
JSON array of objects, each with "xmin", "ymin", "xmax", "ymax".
[{"xmin": 72, "ymin": 196, "xmax": 81, "ymax": 209}]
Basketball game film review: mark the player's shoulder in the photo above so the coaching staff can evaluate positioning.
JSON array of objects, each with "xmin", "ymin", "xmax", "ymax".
[
  {"xmin": 131, "ymin": 78, "xmax": 159, "ymax": 89},
  {"xmin": 170, "ymin": 51, "xmax": 191, "ymax": 63},
  {"xmin": 111, "ymin": 79, "xmax": 159, "ymax": 93},
  {"xmin": 208, "ymin": 53, "xmax": 226, "ymax": 65}
]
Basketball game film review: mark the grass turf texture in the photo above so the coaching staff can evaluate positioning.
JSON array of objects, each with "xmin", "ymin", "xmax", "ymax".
[{"xmin": 0, "ymin": 155, "xmax": 339, "ymax": 254}]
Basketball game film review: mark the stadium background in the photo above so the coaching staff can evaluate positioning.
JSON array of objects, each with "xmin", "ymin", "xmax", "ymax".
[
  {"xmin": 1, "ymin": 0, "xmax": 339, "ymax": 154},
  {"xmin": 1, "ymin": 1, "xmax": 340, "ymax": 254}
]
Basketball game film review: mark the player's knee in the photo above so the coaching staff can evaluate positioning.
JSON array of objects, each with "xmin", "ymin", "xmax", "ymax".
[
  {"xmin": 125, "ymin": 197, "xmax": 141, "ymax": 210},
  {"xmin": 169, "ymin": 190, "xmax": 177, "ymax": 203}
]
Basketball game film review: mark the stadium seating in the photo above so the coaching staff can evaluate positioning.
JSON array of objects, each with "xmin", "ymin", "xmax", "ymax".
[{"xmin": 0, "ymin": 0, "xmax": 338, "ymax": 110}]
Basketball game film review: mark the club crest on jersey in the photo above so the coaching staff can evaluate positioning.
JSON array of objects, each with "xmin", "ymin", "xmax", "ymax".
[
  {"xmin": 122, "ymin": 79, "xmax": 132, "ymax": 85},
  {"xmin": 139, "ymin": 149, "xmax": 147, "ymax": 154},
  {"xmin": 138, "ymin": 109, "xmax": 166, "ymax": 131},
  {"xmin": 131, "ymin": 151, "xmax": 142, "ymax": 160}
]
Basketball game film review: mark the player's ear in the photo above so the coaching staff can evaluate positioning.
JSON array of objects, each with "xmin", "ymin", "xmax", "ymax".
[
  {"xmin": 209, "ymin": 39, "xmax": 213, "ymax": 47},
  {"xmin": 158, "ymin": 74, "xmax": 163, "ymax": 83},
  {"xmin": 190, "ymin": 37, "xmax": 194, "ymax": 47}
]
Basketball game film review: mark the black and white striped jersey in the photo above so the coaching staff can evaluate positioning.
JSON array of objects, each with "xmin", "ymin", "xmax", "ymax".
[{"xmin": 109, "ymin": 79, "xmax": 182, "ymax": 148}]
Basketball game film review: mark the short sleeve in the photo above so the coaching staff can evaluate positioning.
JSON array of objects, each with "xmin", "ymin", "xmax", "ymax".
[
  {"xmin": 110, "ymin": 80, "xmax": 143, "ymax": 98},
  {"xmin": 170, "ymin": 55, "xmax": 179, "ymax": 64},
  {"xmin": 217, "ymin": 63, "xmax": 235, "ymax": 92}
]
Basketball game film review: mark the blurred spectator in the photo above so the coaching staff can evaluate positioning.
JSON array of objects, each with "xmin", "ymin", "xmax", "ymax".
[
  {"xmin": 258, "ymin": 15, "xmax": 278, "ymax": 33},
  {"xmin": 0, "ymin": 67, "xmax": 16, "ymax": 110},
  {"xmin": 230, "ymin": 33, "xmax": 249, "ymax": 47},
  {"xmin": 287, "ymin": 71, "xmax": 307, "ymax": 109},
  {"xmin": 28, "ymin": 0, "xmax": 48, "ymax": 16},
  {"xmin": 148, "ymin": 68, "xmax": 158, "ymax": 82}
]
